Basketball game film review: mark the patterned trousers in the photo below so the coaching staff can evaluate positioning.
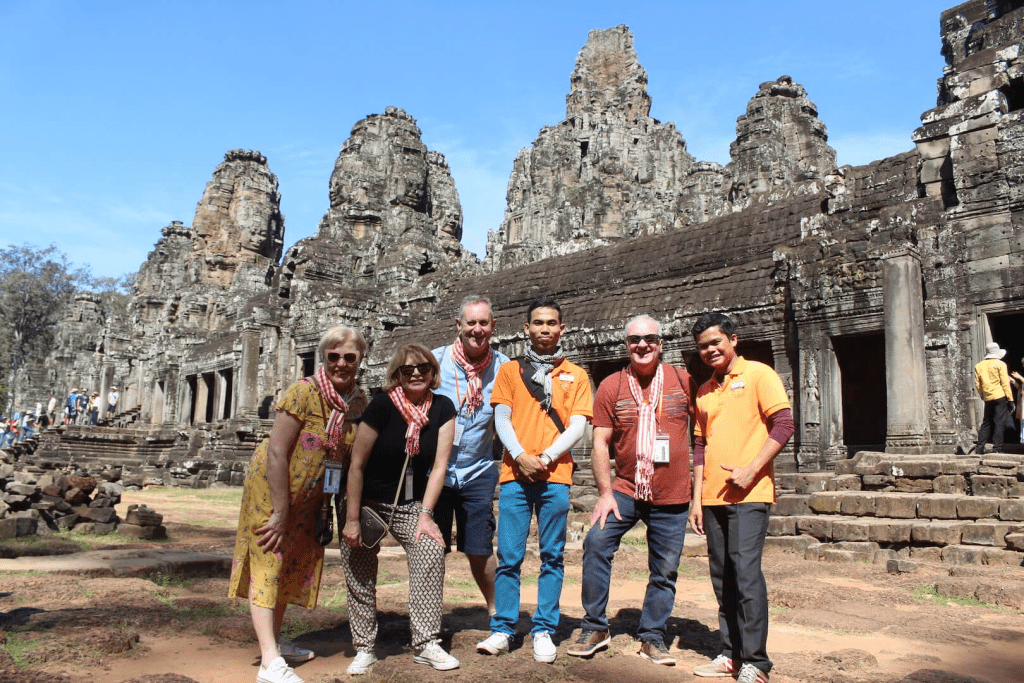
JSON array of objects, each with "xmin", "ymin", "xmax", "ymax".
[{"xmin": 340, "ymin": 501, "xmax": 445, "ymax": 651}]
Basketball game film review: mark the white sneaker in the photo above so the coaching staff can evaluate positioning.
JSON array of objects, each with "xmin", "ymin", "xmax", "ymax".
[
  {"xmin": 532, "ymin": 631, "xmax": 556, "ymax": 663},
  {"xmin": 346, "ymin": 651, "xmax": 377, "ymax": 675},
  {"xmin": 256, "ymin": 656, "xmax": 304, "ymax": 683},
  {"xmin": 476, "ymin": 631, "xmax": 511, "ymax": 655},
  {"xmin": 413, "ymin": 640, "xmax": 460, "ymax": 670},
  {"xmin": 278, "ymin": 638, "xmax": 315, "ymax": 662}
]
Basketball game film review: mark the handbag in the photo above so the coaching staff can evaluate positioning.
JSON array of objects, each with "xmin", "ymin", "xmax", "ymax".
[{"xmin": 358, "ymin": 449, "xmax": 412, "ymax": 549}]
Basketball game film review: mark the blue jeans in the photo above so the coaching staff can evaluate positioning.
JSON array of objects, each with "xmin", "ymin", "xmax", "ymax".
[
  {"xmin": 705, "ymin": 503, "xmax": 772, "ymax": 674},
  {"xmin": 492, "ymin": 480, "xmax": 570, "ymax": 636},
  {"xmin": 580, "ymin": 490, "xmax": 688, "ymax": 642}
]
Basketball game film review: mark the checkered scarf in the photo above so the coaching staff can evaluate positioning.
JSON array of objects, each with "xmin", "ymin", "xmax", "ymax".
[
  {"xmin": 388, "ymin": 386, "xmax": 433, "ymax": 456},
  {"xmin": 314, "ymin": 366, "xmax": 349, "ymax": 450},
  {"xmin": 627, "ymin": 364, "xmax": 663, "ymax": 502},
  {"xmin": 452, "ymin": 337, "xmax": 492, "ymax": 415}
]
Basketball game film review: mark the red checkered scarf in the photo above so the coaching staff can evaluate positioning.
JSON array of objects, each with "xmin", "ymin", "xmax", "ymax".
[
  {"xmin": 314, "ymin": 366, "xmax": 349, "ymax": 450},
  {"xmin": 627, "ymin": 363, "xmax": 663, "ymax": 502},
  {"xmin": 388, "ymin": 386, "xmax": 433, "ymax": 456},
  {"xmin": 451, "ymin": 337, "xmax": 492, "ymax": 415}
]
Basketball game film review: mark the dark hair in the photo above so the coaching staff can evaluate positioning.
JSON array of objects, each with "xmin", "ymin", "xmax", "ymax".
[
  {"xmin": 526, "ymin": 297, "xmax": 562, "ymax": 323},
  {"xmin": 691, "ymin": 312, "xmax": 736, "ymax": 339}
]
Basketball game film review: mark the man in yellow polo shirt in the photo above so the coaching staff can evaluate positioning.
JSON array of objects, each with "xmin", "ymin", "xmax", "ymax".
[
  {"xmin": 476, "ymin": 297, "xmax": 593, "ymax": 663},
  {"xmin": 689, "ymin": 313, "xmax": 793, "ymax": 683},
  {"xmin": 974, "ymin": 342, "xmax": 1015, "ymax": 454}
]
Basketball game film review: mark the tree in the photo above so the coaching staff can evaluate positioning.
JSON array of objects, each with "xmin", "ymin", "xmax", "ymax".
[{"xmin": 0, "ymin": 244, "xmax": 86, "ymax": 412}]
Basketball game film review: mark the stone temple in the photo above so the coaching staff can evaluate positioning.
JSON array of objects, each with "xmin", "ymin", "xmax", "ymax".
[{"xmin": 7, "ymin": 0, "xmax": 1024, "ymax": 562}]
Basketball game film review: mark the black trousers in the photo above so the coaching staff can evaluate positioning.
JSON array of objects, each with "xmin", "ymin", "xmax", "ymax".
[
  {"xmin": 976, "ymin": 397, "xmax": 1010, "ymax": 452},
  {"xmin": 705, "ymin": 502, "xmax": 772, "ymax": 674}
]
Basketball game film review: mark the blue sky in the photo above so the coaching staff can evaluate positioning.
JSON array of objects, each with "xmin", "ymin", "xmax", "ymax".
[{"xmin": 1, "ymin": 0, "xmax": 953, "ymax": 279}]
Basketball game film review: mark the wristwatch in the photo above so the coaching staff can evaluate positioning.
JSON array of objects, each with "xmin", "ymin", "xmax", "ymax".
[{"xmin": 420, "ymin": 507, "xmax": 434, "ymax": 518}]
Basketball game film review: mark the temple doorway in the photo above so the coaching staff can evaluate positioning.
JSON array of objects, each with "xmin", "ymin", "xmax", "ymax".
[
  {"xmin": 832, "ymin": 333, "xmax": 886, "ymax": 452},
  {"xmin": 986, "ymin": 310, "xmax": 1024, "ymax": 445}
]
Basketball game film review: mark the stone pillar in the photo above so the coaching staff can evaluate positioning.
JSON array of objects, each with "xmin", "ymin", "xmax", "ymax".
[
  {"xmin": 98, "ymin": 362, "xmax": 113, "ymax": 419},
  {"xmin": 237, "ymin": 327, "xmax": 260, "ymax": 417},
  {"xmin": 196, "ymin": 375, "xmax": 210, "ymax": 424},
  {"xmin": 881, "ymin": 246, "xmax": 932, "ymax": 453},
  {"xmin": 150, "ymin": 379, "xmax": 165, "ymax": 425}
]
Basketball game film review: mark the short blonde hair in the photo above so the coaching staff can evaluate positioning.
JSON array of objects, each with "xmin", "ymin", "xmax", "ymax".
[
  {"xmin": 384, "ymin": 343, "xmax": 441, "ymax": 391},
  {"xmin": 317, "ymin": 326, "xmax": 368, "ymax": 363}
]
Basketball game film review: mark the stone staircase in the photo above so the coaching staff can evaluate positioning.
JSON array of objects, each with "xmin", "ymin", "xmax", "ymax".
[{"xmin": 768, "ymin": 451, "xmax": 1024, "ymax": 566}]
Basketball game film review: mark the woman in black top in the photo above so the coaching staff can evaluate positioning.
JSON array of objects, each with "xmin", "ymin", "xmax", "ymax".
[{"xmin": 340, "ymin": 343, "xmax": 459, "ymax": 674}]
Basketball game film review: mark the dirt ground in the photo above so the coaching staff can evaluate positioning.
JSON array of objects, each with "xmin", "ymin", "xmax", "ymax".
[{"xmin": 1, "ymin": 489, "xmax": 1022, "ymax": 683}]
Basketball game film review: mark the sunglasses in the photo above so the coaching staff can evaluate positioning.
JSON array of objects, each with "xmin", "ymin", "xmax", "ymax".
[
  {"xmin": 626, "ymin": 334, "xmax": 662, "ymax": 345},
  {"xmin": 398, "ymin": 363, "xmax": 434, "ymax": 378},
  {"xmin": 326, "ymin": 352, "xmax": 359, "ymax": 364}
]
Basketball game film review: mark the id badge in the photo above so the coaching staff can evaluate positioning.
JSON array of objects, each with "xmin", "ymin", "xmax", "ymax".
[
  {"xmin": 323, "ymin": 463, "xmax": 343, "ymax": 494},
  {"xmin": 652, "ymin": 434, "xmax": 670, "ymax": 464},
  {"xmin": 453, "ymin": 422, "xmax": 465, "ymax": 447},
  {"xmin": 405, "ymin": 468, "xmax": 414, "ymax": 499}
]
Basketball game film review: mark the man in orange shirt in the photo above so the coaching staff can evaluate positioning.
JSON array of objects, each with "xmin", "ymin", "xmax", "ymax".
[
  {"xmin": 689, "ymin": 313, "xmax": 793, "ymax": 683},
  {"xmin": 476, "ymin": 297, "xmax": 593, "ymax": 663}
]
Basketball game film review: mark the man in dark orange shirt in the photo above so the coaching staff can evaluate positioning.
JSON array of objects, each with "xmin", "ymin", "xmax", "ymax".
[{"xmin": 690, "ymin": 313, "xmax": 794, "ymax": 683}]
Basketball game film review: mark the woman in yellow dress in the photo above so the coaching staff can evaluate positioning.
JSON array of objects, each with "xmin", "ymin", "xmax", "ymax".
[{"xmin": 229, "ymin": 326, "xmax": 368, "ymax": 683}]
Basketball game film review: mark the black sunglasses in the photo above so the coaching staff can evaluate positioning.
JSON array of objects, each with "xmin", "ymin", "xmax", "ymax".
[
  {"xmin": 398, "ymin": 363, "xmax": 434, "ymax": 378},
  {"xmin": 626, "ymin": 334, "xmax": 662, "ymax": 345},
  {"xmin": 326, "ymin": 352, "xmax": 359, "ymax": 364}
]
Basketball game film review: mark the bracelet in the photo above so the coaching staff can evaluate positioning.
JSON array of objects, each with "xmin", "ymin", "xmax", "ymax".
[{"xmin": 420, "ymin": 507, "xmax": 434, "ymax": 518}]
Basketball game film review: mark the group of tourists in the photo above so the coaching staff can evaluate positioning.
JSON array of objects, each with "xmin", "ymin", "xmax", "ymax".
[
  {"xmin": 63, "ymin": 388, "xmax": 117, "ymax": 425},
  {"xmin": 228, "ymin": 295, "xmax": 793, "ymax": 683}
]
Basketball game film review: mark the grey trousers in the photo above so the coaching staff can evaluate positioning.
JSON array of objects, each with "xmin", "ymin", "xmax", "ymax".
[
  {"xmin": 704, "ymin": 502, "xmax": 772, "ymax": 674},
  {"xmin": 339, "ymin": 501, "xmax": 445, "ymax": 651}
]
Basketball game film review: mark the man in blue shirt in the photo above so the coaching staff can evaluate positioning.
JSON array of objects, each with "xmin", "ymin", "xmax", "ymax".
[{"xmin": 432, "ymin": 295, "xmax": 509, "ymax": 615}]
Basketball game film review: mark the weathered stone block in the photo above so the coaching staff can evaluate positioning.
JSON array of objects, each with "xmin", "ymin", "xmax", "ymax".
[
  {"xmin": 909, "ymin": 546, "xmax": 943, "ymax": 562},
  {"xmin": 55, "ymin": 513, "xmax": 79, "ymax": 530},
  {"xmin": 897, "ymin": 460, "xmax": 942, "ymax": 478},
  {"xmin": 808, "ymin": 492, "xmax": 843, "ymax": 513},
  {"xmin": 862, "ymin": 474, "xmax": 895, "ymax": 489},
  {"xmin": 895, "ymin": 478, "xmax": 933, "ymax": 493},
  {"xmin": 971, "ymin": 475, "xmax": 1010, "ymax": 498},
  {"xmin": 875, "ymin": 494, "xmax": 919, "ymax": 519},
  {"xmin": 826, "ymin": 474, "xmax": 862, "ymax": 491},
  {"xmin": 942, "ymin": 459, "xmax": 980, "ymax": 475},
  {"xmin": 5, "ymin": 482, "xmax": 38, "ymax": 497},
  {"xmin": 917, "ymin": 494, "xmax": 959, "ymax": 519},
  {"xmin": 74, "ymin": 506, "xmax": 116, "ymax": 524},
  {"xmin": 764, "ymin": 535, "xmax": 815, "ymax": 553},
  {"xmin": 767, "ymin": 516, "xmax": 795, "ymax": 536},
  {"xmin": 980, "ymin": 548, "xmax": 1024, "ymax": 566},
  {"xmin": 911, "ymin": 521, "xmax": 963, "ymax": 545},
  {"xmin": 126, "ymin": 507, "xmax": 164, "ymax": 526},
  {"xmin": 117, "ymin": 523, "xmax": 167, "ymax": 540},
  {"xmin": 0, "ymin": 516, "xmax": 38, "ymax": 538},
  {"xmin": 933, "ymin": 475, "xmax": 968, "ymax": 494},
  {"xmin": 74, "ymin": 521, "xmax": 116, "ymax": 535},
  {"xmin": 867, "ymin": 520, "xmax": 913, "ymax": 543},
  {"xmin": 998, "ymin": 499, "xmax": 1024, "ymax": 521},
  {"xmin": 957, "ymin": 496, "xmax": 1001, "ymax": 519},
  {"xmin": 1004, "ymin": 533, "xmax": 1024, "ymax": 551},
  {"xmin": 960, "ymin": 521, "xmax": 1022, "ymax": 547},
  {"xmin": 886, "ymin": 558, "xmax": 924, "ymax": 573},
  {"xmin": 840, "ymin": 493, "xmax": 877, "ymax": 516},
  {"xmin": 831, "ymin": 520, "xmax": 871, "ymax": 542},
  {"xmin": 773, "ymin": 495, "xmax": 809, "ymax": 516},
  {"xmin": 795, "ymin": 516, "xmax": 833, "ymax": 540},
  {"xmin": 941, "ymin": 545, "xmax": 987, "ymax": 565},
  {"xmin": 64, "ymin": 487, "xmax": 89, "ymax": 505}
]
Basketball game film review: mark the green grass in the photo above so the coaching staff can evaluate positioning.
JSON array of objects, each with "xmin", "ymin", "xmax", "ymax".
[
  {"xmin": 153, "ymin": 593, "xmax": 244, "ymax": 621},
  {"xmin": 1, "ymin": 632, "xmax": 45, "ymax": 669},
  {"xmin": 148, "ymin": 571, "xmax": 195, "ymax": 588},
  {"xmin": 621, "ymin": 534, "xmax": 648, "ymax": 549},
  {"xmin": 280, "ymin": 616, "xmax": 311, "ymax": 640},
  {"xmin": 1, "ymin": 528, "xmax": 143, "ymax": 554},
  {"xmin": 321, "ymin": 587, "xmax": 349, "ymax": 613},
  {"xmin": 912, "ymin": 584, "xmax": 1014, "ymax": 610}
]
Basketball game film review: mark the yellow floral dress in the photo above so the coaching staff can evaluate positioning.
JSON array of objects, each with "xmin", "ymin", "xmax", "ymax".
[{"xmin": 228, "ymin": 379, "xmax": 366, "ymax": 609}]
